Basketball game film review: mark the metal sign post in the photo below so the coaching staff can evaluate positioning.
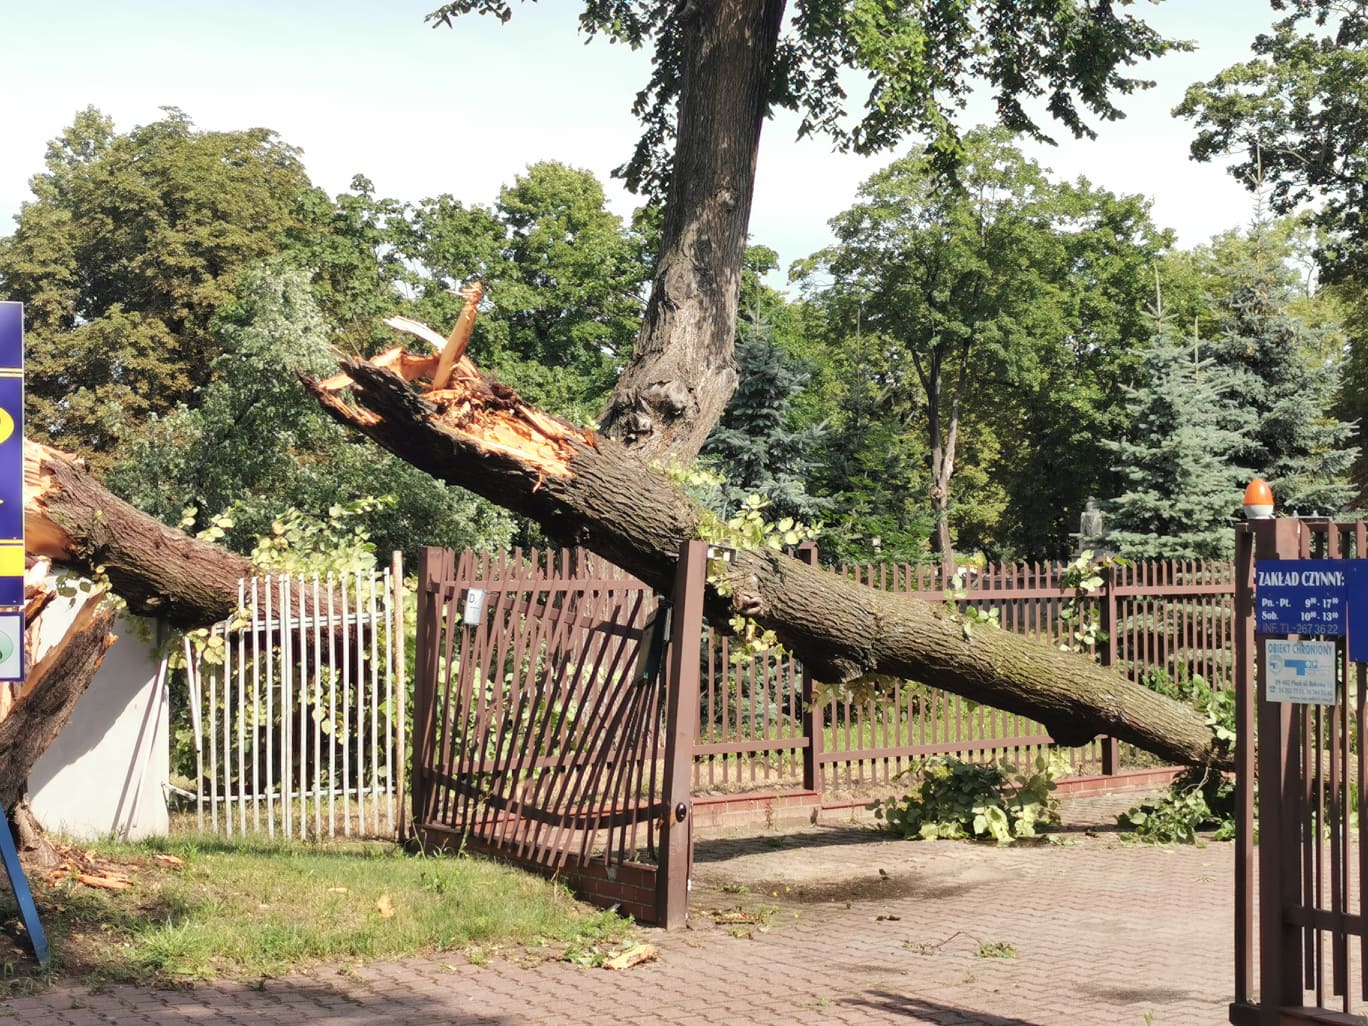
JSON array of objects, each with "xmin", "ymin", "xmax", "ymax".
[{"xmin": 0, "ymin": 301, "xmax": 45, "ymax": 966}]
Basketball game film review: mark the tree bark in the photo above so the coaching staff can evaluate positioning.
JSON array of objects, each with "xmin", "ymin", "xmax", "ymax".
[
  {"xmin": 304, "ymin": 341, "xmax": 1231, "ymax": 770},
  {"xmin": 0, "ymin": 589, "xmax": 117, "ymax": 814},
  {"xmin": 599, "ymin": 0, "xmax": 787, "ymax": 465},
  {"xmin": 13, "ymin": 344, "xmax": 1231, "ymax": 774},
  {"xmin": 25, "ymin": 440, "xmax": 253, "ymax": 627}
]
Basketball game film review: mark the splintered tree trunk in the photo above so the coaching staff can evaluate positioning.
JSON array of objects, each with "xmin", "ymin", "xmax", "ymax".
[
  {"xmin": 15, "ymin": 331, "xmax": 1228, "ymax": 771},
  {"xmin": 598, "ymin": 0, "xmax": 787, "ymax": 464},
  {"xmin": 303, "ymin": 319, "xmax": 1230, "ymax": 770}
]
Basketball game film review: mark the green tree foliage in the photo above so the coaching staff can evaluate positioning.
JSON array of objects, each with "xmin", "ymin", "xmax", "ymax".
[
  {"xmin": 106, "ymin": 261, "xmax": 515, "ymax": 563},
  {"xmin": 0, "ymin": 107, "xmax": 317, "ymax": 468},
  {"xmin": 401, "ymin": 163, "xmax": 649, "ymax": 422},
  {"xmin": 700, "ymin": 249, "xmax": 829, "ymax": 525},
  {"xmin": 805, "ymin": 317, "xmax": 935, "ymax": 566},
  {"xmin": 1330, "ymin": 282, "xmax": 1368, "ymax": 502},
  {"xmin": 432, "ymin": 1, "xmax": 1182, "ymax": 200},
  {"xmin": 1203, "ymin": 222, "xmax": 1357, "ymax": 515},
  {"xmin": 798, "ymin": 130, "xmax": 1057, "ymax": 572},
  {"xmin": 1104, "ymin": 307, "xmax": 1251, "ymax": 559},
  {"xmin": 988, "ymin": 186, "xmax": 1176, "ymax": 560},
  {"xmin": 797, "ymin": 130, "xmax": 1167, "ymax": 568},
  {"xmin": 1176, "ymin": 0, "xmax": 1368, "ymax": 283},
  {"xmin": 2, "ymin": 112, "xmax": 640, "ymax": 557},
  {"xmin": 288, "ymin": 174, "xmax": 414, "ymax": 356}
]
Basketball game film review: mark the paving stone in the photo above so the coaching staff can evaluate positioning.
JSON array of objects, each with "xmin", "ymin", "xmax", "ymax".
[{"xmin": 0, "ymin": 794, "xmax": 1248, "ymax": 1025}]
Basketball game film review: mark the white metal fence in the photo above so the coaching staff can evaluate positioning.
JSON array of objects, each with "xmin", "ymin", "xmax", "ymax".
[{"xmin": 185, "ymin": 556, "xmax": 405, "ymax": 840}]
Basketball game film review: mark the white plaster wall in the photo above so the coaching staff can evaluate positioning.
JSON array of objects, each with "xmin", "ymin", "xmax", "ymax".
[{"xmin": 27, "ymin": 593, "xmax": 168, "ymax": 840}]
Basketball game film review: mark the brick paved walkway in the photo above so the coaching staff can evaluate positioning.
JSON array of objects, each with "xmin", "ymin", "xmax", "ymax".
[{"xmin": 0, "ymin": 798, "xmax": 1233, "ymax": 1026}]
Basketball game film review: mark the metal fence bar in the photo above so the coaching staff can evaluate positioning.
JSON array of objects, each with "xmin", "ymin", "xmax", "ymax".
[
  {"xmin": 369, "ymin": 568, "xmax": 381, "ymax": 836},
  {"xmin": 312, "ymin": 573, "xmax": 323, "ymax": 839},
  {"xmin": 279, "ymin": 575, "xmax": 292, "ymax": 840},
  {"xmin": 207, "ymin": 644, "xmax": 218, "ymax": 834},
  {"xmin": 188, "ymin": 558, "xmax": 403, "ymax": 841},
  {"xmin": 186, "ymin": 635, "xmax": 204, "ymax": 833}
]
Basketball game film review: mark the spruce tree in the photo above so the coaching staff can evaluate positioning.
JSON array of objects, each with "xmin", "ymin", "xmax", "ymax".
[
  {"xmin": 701, "ymin": 309, "xmax": 830, "ymax": 525},
  {"xmin": 1106, "ymin": 310, "xmax": 1251, "ymax": 559},
  {"xmin": 1207, "ymin": 224, "xmax": 1357, "ymax": 515}
]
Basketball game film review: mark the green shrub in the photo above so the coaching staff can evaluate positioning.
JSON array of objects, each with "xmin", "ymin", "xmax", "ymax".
[
  {"xmin": 869, "ymin": 754, "xmax": 1065, "ymax": 845},
  {"xmin": 1118, "ymin": 670, "xmax": 1238, "ymax": 844},
  {"xmin": 1118, "ymin": 766, "xmax": 1236, "ymax": 844}
]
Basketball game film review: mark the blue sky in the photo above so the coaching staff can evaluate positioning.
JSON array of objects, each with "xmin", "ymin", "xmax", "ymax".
[{"xmin": 0, "ymin": 1, "xmax": 1279, "ymax": 284}]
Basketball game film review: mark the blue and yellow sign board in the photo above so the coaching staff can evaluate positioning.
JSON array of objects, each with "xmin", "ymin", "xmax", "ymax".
[{"xmin": 0, "ymin": 302, "xmax": 23, "ymax": 682}]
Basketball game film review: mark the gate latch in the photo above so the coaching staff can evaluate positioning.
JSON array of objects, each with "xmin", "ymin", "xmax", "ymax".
[{"xmin": 674, "ymin": 802, "xmax": 688, "ymax": 823}]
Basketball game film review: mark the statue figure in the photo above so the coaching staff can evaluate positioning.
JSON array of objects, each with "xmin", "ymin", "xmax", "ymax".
[{"xmin": 1079, "ymin": 497, "xmax": 1104, "ymax": 543}]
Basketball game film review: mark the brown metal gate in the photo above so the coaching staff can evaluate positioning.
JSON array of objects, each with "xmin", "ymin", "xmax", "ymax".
[
  {"xmin": 410, "ymin": 541, "xmax": 704, "ymax": 927},
  {"xmin": 1233, "ymin": 518, "xmax": 1367, "ymax": 1025}
]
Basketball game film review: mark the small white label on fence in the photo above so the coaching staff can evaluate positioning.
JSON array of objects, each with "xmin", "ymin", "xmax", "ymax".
[
  {"xmin": 0, "ymin": 613, "xmax": 21, "ymax": 681},
  {"xmin": 463, "ymin": 588, "xmax": 486, "ymax": 625},
  {"xmin": 1266, "ymin": 639, "xmax": 1337, "ymax": 705}
]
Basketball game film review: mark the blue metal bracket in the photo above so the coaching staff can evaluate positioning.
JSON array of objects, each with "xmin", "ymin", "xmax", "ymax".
[{"xmin": 0, "ymin": 818, "xmax": 48, "ymax": 965}]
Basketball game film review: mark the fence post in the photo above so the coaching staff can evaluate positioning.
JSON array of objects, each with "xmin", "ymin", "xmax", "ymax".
[
  {"xmin": 797, "ymin": 543, "xmax": 823, "ymax": 796},
  {"xmin": 658, "ymin": 540, "xmax": 706, "ymax": 929},
  {"xmin": 1099, "ymin": 563, "xmax": 1120, "ymax": 775},
  {"xmin": 1233, "ymin": 524, "xmax": 1257, "ymax": 1010},
  {"xmin": 411, "ymin": 547, "xmax": 451, "ymax": 839},
  {"xmin": 392, "ymin": 550, "xmax": 407, "ymax": 843},
  {"xmin": 1253, "ymin": 518, "xmax": 1305, "ymax": 1023}
]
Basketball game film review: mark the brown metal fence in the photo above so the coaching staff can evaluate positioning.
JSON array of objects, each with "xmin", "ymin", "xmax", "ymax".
[
  {"xmin": 411, "ymin": 544, "xmax": 704, "ymax": 927},
  {"xmin": 1232, "ymin": 519, "xmax": 1367, "ymax": 1025},
  {"xmin": 413, "ymin": 543, "xmax": 1239, "ymax": 923},
  {"xmin": 694, "ymin": 550, "xmax": 1236, "ymax": 794}
]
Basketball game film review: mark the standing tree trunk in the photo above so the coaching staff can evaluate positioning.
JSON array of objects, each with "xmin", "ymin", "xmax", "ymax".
[
  {"xmin": 599, "ymin": 0, "xmax": 787, "ymax": 465},
  {"xmin": 916, "ymin": 343, "xmax": 963, "ymax": 582}
]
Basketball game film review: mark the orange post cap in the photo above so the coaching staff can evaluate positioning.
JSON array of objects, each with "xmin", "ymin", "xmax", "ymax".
[{"xmin": 1243, "ymin": 478, "xmax": 1274, "ymax": 519}]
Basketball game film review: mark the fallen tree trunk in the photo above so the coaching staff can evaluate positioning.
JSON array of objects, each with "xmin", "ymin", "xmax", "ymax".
[
  {"xmin": 25, "ymin": 440, "xmax": 254, "ymax": 627},
  {"xmin": 13, "ymin": 332, "xmax": 1230, "ymax": 769},
  {"xmin": 303, "ymin": 317, "xmax": 1232, "ymax": 770},
  {"xmin": 0, "ymin": 584, "xmax": 117, "ymax": 815}
]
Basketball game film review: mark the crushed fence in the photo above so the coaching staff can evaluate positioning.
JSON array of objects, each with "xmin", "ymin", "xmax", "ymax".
[{"xmin": 410, "ymin": 544, "xmax": 701, "ymax": 926}]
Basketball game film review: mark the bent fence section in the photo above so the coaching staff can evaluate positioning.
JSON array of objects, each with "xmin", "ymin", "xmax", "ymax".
[{"xmin": 411, "ymin": 544, "xmax": 702, "ymax": 927}]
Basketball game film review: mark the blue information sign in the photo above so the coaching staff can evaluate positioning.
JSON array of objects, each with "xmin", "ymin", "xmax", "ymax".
[
  {"xmin": 0, "ymin": 304, "xmax": 21, "ymax": 617},
  {"xmin": 1344, "ymin": 563, "xmax": 1368, "ymax": 663},
  {"xmin": 0, "ymin": 303, "xmax": 40, "ymax": 965},
  {"xmin": 1255, "ymin": 559, "xmax": 1347, "ymax": 636}
]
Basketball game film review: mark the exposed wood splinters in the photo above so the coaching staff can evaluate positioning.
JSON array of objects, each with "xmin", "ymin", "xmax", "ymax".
[{"xmin": 307, "ymin": 284, "xmax": 591, "ymax": 482}]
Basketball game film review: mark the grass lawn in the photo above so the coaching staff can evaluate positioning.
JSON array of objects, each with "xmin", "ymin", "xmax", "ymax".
[{"xmin": 0, "ymin": 834, "xmax": 635, "ymax": 994}]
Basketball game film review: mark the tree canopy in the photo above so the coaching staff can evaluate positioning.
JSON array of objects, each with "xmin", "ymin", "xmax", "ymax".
[
  {"xmin": 1104, "ymin": 306, "xmax": 1250, "ymax": 559},
  {"xmin": 432, "ymin": 1, "xmax": 1182, "ymax": 199},
  {"xmin": 1176, "ymin": 0, "xmax": 1368, "ymax": 282},
  {"xmin": 430, "ymin": 1, "xmax": 1186, "ymax": 465},
  {"xmin": 795, "ymin": 130, "xmax": 1176, "ymax": 568},
  {"xmin": 0, "ymin": 107, "xmax": 316, "ymax": 467}
]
